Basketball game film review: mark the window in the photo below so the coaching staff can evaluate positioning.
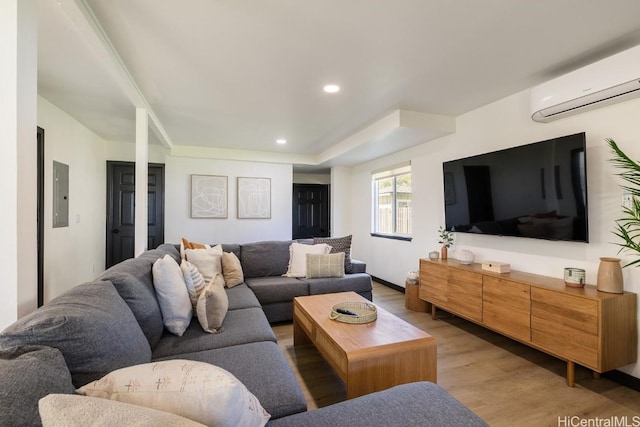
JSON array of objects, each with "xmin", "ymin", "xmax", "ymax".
[{"xmin": 372, "ymin": 163, "xmax": 411, "ymax": 239}]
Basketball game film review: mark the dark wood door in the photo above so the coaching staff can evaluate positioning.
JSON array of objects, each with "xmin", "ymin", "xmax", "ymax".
[
  {"xmin": 106, "ymin": 161, "xmax": 165, "ymax": 268},
  {"xmin": 292, "ymin": 184, "xmax": 329, "ymax": 239}
]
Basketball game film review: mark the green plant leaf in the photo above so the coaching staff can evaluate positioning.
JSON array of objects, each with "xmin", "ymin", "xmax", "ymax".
[{"xmin": 607, "ymin": 138, "xmax": 640, "ymax": 267}]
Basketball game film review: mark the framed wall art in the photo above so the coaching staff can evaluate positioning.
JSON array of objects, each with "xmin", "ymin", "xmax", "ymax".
[
  {"xmin": 237, "ymin": 177, "xmax": 271, "ymax": 219},
  {"xmin": 190, "ymin": 174, "xmax": 228, "ymax": 218}
]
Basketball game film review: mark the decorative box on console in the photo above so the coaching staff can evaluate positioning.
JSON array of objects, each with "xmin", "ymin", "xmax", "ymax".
[{"xmin": 481, "ymin": 261, "xmax": 511, "ymax": 274}]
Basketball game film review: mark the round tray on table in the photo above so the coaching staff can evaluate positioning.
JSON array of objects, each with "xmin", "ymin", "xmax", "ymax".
[{"xmin": 329, "ymin": 302, "xmax": 377, "ymax": 324}]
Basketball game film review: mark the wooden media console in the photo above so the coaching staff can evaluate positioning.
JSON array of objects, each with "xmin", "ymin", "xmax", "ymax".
[{"xmin": 419, "ymin": 259, "xmax": 637, "ymax": 387}]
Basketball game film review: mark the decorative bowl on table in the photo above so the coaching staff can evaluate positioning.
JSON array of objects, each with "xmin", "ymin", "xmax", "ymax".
[
  {"xmin": 329, "ymin": 302, "xmax": 377, "ymax": 324},
  {"xmin": 564, "ymin": 267, "xmax": 585, "ymax": 288}
]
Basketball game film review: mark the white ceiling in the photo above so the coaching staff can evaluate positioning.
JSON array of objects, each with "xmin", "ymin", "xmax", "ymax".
[{"xmin": 38, "ymin": 0, "xmax": 640, "ymax": 169}]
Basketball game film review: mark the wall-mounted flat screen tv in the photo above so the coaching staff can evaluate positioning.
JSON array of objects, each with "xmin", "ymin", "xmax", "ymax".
[{"xmin": 443, "ymin": 132, "xmax": 588, "ymax": 242}]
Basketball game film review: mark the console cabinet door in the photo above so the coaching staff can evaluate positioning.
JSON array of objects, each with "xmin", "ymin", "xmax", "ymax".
[
  {"xmin": 419, "ymin": 260, "xmax": 448, "ymax": 308},
  {"xmin": 483, "ymin": 277, "xmax": 531, "ymax": 342},
  {"xmin": 531, "ymin": 288, "xmax": 599, "ymax": 369},
  {"xmin": 447, "ymin": 269, "xmax": 483, "ymax": 322}
]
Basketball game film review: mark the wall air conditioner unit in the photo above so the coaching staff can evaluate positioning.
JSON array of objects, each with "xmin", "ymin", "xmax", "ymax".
[{"xmin": 531, "ymin": 44, "xmax": 640, "ymax": 123}]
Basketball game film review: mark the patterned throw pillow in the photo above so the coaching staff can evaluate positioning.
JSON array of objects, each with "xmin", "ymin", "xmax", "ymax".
[
  {"xmin": 78, "ymin": 359, "xmax": 270, "ymax": 427},
  {"xmin": 313, "ymin": 235, "xmax": 353, "ymax": 273},
  {"xmin": 306, "ymin": 253, "xmax": 345, "ymax": 278},
  {"xmin": 181, "ymin": 260, "xmax": 206, "ymax": 308},
  {"xmin": 39, "ymin": 394, "xmax": 206, "ymax": 427}
]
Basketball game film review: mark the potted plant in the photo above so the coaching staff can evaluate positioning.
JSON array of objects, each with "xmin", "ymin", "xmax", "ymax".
[
  {"xmin": 438, "ymin": 226, "xmax": 454, "ymax": 260},
  {"xmin": 607, "ymin": 138, "xmax": 640, "ymax": 267}
]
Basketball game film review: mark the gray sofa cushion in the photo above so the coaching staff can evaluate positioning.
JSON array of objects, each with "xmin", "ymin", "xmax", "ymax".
[
  {"xmin": 221, "ymin": 243, "xmax": 242, "ymax": 257},
  {"xmin": 99, "ymin": 258, "xmax": 164, "ymax": 348},
  {"xmin": 260, "ymin": 301, "xmax": 295, "ymax": 324},
  {"xmin": 351, "ymin": 259, "xmax": 367, "ymax": 274},
  {"xmin": 245, "ymin": 276, "xmax": 309, "ymax": 304},
  {"xmin": 155, "ymin": 341, "xmax": 307, "ymax": 420},
  {"xmin": 241, "ymin": 240, "xmax": 292, "ymax": 278},
  {"xmin": 267, "ymin": 382, "xmax": 488, "ymax": 427},
  {"xmin": 226, "ymin": 283, "xmax": 262, "ymax": 310},
  {"xmin": 302, "ymin": 273, "xmax": 372, "ymax": 296},
  {"xmin": 0, "ymin": 345, "xmax": 75, "ymax": 427},
  {"xmin": 152, "ymin": 307, "xmax": 276, "ymax": 359},
  {"xmin": 149, "ymin": 243, "xmax": 182, "ymax": 262},
  {"xmin": 0, "ymin": 281, "xmax": 151, "ymax": 388}
]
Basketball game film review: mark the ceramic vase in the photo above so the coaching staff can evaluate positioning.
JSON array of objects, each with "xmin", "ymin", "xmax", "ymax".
[
  {"xmin": 458, "ymin": 249, "xmax": 475, "ymax": 265},
  {"xmin": 597, "ymin": 257, "xmax": 623, "ymax": 294},
  {"xmin": 441, "ymin": 246, "xmax": 448, "ymax": 260}
]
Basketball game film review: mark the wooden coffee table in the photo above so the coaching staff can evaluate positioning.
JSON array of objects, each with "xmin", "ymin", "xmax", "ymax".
[{"xmin": 293, "ymin": 292, "xmax": 437, "ymax": 399}]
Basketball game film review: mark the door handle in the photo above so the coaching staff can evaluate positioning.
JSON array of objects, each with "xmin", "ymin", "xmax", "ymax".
[{"xmin": 112, "ymin": 229, "xmax": 120, "ymax": 234}]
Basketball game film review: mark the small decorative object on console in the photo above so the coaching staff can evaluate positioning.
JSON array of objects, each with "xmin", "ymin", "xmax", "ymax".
[
  {"xmin": 481, "ymin": 261, "xmax": 511, "ymax": 274},
  {"xmin": 428, "ymin": 251, "xmax": 439, "ymax": 260},
  {"xmin": 457, "ymin": 250, "xmax": 475, "ymax": 265},
  {"xmin": 564, "ymin": 267, "xmax": 586, "ymax": 288},
  {"xmin": 597, "ymin": 257, "xmax": 624, "ymax": 293},
  {"xmin": 438, "ymin": 226, "xmax": 454, "ymax": 260},
  {"xmin": 330, "ymin": 302, "xmax": 377, "ymax": 324}
]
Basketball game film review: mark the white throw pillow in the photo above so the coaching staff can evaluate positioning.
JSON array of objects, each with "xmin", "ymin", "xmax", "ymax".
[
  {"xmin": 285, "ymin": 242, "xmax": 332, "ymax": 277},
  {"xmin": 185, "ymin": 247, "xmax": 223, "ymax": 283},
  {"xmin": 196, "ymin": 273, "xmax": 229, "ymax": 333},
  {"xmin": 181, "ymin": 260, "xmax": 206, "ymax": 309},
  {"xmin": 39, "ymin": 394, "xmax": 206, "ymax": 427},
  {"xmin": 152, "ymin": 255, "xmax": 193, "ymax": 336},
  {"xmin": 78, "ymin": 360, "xmax": 270, "ymax": 427}
]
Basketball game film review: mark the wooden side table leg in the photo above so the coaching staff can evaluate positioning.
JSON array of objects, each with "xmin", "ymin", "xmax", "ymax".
[
  {"xmin": 592, "ymin": 371, "xmax": 601, "ymax": 379},
  {"xmin": 431, "ymin": 304, "xmax": 437, "ymax": 320},
  {"xmin": 567, "ymin": 361, "xmax": 575, "ymax": 387}
]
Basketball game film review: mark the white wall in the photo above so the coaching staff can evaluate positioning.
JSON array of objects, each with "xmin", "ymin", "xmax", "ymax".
[
  {"xmin": 106, "ymin": 140, "xmax": 168, "ymax": 164},
  {"xmin": 38, "ymin": 96, "xmax": 108, "ymax": 302},
  {"xmin": 165, "ymin": 155, "xmax": 292, "ymax": 244},
  {"xmin": 348, "ymin": 89, "xmax": 640, "ymax": 378},
  {"xmin": 331, "ymin": 166, "xmax": 353, "ymax": 237}
]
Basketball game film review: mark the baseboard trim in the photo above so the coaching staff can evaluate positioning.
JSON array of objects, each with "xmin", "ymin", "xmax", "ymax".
[
  {"xmin": 371, "ymin": 276, "xmax": 405, "ymax": 293},
  {"xmin": 603, "ymin": 370, "xmax": 640, "ymax": 392}
]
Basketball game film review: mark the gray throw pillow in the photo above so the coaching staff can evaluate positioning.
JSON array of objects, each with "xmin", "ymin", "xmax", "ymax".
[
  {"xmin": 0, "ymin": 281, "xmax": 151, "ymax": 388},
  {"xmin": 0, "ymin": 345, "xmax": 75, "ymax": 426},
  {"xmin": 313, "ymin": 235, "xmax": 353, "ymax": 273}
]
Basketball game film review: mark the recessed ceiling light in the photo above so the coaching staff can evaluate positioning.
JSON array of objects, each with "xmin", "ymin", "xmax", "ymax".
[
  {"xmin": 276, "ymin": 139, "xmax": 287, "ymax": 144},
  {"xmin": 323, "ymin": 84, "xmax": 340, "ymax": 93}
]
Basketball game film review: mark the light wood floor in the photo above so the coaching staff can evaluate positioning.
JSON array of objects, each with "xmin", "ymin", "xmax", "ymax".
[{"xmin": 272, "ymin": 282, "xmax": 640, "ymax": 427}]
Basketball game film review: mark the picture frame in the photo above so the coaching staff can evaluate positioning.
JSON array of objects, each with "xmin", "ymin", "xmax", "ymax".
[
  {"xmin": 190, "ymin": 174, "xmax": 228, "ymax": 218},
  {"xmin": 237, "ymin": 177, "xmax": 271, "ymax": 219}
]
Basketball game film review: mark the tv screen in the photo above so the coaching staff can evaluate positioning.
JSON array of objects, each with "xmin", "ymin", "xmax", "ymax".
[{"xmin": 443, "ymin": 132, "xmax": 588, "ymax": 242}]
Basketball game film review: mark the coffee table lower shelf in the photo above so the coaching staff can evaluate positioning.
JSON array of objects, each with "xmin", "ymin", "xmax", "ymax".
[{"xmin": 293, "ymin": 292, "xmax": 437, "ymax": 399}]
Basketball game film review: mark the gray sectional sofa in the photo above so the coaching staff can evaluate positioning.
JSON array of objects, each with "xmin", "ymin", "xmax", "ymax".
[
  {"xmin": 0, "ymin": 240, "xmax": 487, "ymax": 426},
  {"xmin": 210, "ymin": 240, "xmax": 372, "ymax": 323}
]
